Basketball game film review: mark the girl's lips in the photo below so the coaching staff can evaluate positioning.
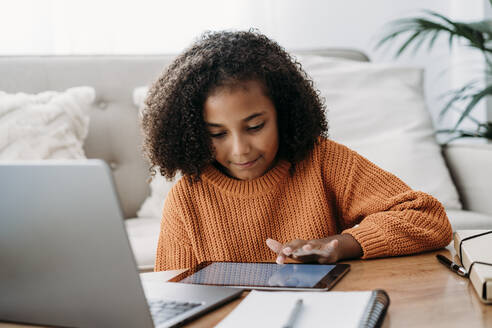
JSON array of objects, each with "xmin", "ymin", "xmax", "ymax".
[{"xmin": 233, "ymin": 157, "xmax": 259, "ymax": 168}]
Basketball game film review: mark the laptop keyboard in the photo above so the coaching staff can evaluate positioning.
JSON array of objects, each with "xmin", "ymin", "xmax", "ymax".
[{"xmin": 148, "ymin": 299, "xmax": 202, "ymax": 326}]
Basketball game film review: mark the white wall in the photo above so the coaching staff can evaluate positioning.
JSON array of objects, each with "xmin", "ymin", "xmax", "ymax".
[
  {"xmin": 264, "ymin": 0, "xmax": 487, "ymax": 130},
  {"xmin": 0, "ymin": 0, "xmax": 488, "ymax": 129}
]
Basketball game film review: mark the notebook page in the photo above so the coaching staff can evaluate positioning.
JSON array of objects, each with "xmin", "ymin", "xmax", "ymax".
[{"xmin": 217, "ymin": 290, "xmax": 372, "ymax": 328}]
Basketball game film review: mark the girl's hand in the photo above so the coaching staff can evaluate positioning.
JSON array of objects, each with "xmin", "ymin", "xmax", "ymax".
[
  {"xmin": 266, "ymin": 238, "xmax": 340, "ymax": 264},
  {"xmin": 266, "ymin": 234, "xmax": 362, "ymax": 264}
]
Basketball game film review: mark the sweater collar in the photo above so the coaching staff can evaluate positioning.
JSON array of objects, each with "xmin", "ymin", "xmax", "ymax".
[{"xmin": 201, "ymin": 159, "xmax": 291, "ymax": 196}]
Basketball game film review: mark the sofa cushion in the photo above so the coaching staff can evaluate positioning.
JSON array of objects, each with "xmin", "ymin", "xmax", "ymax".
[
  {"xmin": 445, "ymin": 209, "xmax": 492, "ymax": 231},
  {"xmin": 297, "ymin": 56, "xmax": 462, "ymax": 210},
  {"xmin": 0, "ymin": 86, "xmax": 95, "ymax": 160},
  {"xmin": 133, "ymin": 87, "xmax": 180, "ymax": 218},
  {"xmin": 137, "ymin": 171, "xmax": 181, "ymax": 218},
  {"xmin": 125, "ymin": 217, "xmax": 161, "ymax": 270}
]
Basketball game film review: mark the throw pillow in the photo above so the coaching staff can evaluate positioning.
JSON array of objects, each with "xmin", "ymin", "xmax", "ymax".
[
  {"xmin": 0, "ymin": 86, "xmax": 95, "ymax": 160},
  {"xmin": 133, "ymin": 86, "xmax": 181, "ymax": 218},
  {"xmin": 296, "ymin": 55, "xmax": 462, "ymax": 209}
]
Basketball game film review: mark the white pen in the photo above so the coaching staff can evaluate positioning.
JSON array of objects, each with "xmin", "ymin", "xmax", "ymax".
[{"xmin": 282, "ymin": 298, "xmax": 303, "ymax": 328}]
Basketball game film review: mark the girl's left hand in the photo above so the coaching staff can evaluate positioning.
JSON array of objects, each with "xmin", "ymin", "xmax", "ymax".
[{"xmin": 266, "ymin": 238, "xmax": 340, "ymax": 264}]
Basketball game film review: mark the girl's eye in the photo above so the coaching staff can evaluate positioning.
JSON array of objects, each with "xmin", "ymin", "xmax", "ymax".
[
  {"xmin": 248, "ymin": 123, "xmax": 265, "ymax": 131},
  {"xmin": 210, "ymin": 132, "xmax": 226, "ymax": 139},
  {"xmin": 209, "ymin": 123, "xmax": 264, "ymax": 138}
]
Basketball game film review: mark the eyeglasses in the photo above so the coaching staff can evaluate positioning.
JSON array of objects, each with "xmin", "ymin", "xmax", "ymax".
[{"xmin": 458, "ymin": 230, "xmax": 492, "ymax": 278}]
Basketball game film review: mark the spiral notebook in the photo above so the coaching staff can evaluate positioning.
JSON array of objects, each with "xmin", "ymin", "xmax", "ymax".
[{"xmin": 217, "ymin": 289, "xmax": 389, "ymax": 328}]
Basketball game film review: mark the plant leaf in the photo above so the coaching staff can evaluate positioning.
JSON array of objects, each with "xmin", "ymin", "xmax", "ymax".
[
  {"xmin": 377, "ymin": 10, "xmax": 492, "ymax": 56},
  {"xmin": 428, "ymin": 29, "xmax": 441, "ymax": 51},
  {"xmin": 396, "ymin": 31, "xmax": 423, "ymax": 57},
  {"xmin": 464, "ymin": 20, "xmax": 492, "ymax": 38},
  {"xmin": 454, "ymin": 85, "xmax": 492, "ymax": 129},
  {"xmin": 439, "ymin": 83, "xmax": 478, "ymax": 120},
  {"xmin": 375, "ymin": 11, "xmax": 456, "ymax": 56},
  {"xmin": 440, "ymin": 94, "xmax": 469, "ymax": 121}
]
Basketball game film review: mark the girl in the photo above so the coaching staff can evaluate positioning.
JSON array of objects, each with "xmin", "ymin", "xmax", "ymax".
[{"xmin": 141, "ymin": 30, "xmax": 452, "ymax": 271}]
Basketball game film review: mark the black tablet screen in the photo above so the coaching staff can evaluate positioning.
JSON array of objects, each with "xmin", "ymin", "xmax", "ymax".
[{"xmin": 179, "ymin": 262, "xmax": 336, "ymax": 288}]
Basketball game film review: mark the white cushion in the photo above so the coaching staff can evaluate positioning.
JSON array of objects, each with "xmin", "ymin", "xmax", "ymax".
[
  {"xmin": 133, "ymin": 86, "xmax": 148, "ymax": 120},
  {"xmin": 0, "ymin": 87, "xmax": 95, "ymax": 160},
  {"xmin": 297, "ymin": 56, "xmax": 462, "ymax": 210},
  {"xmin": 137, "ymin": 170, "xmax": 181, "ymax": 218},
  {"xmin": 133, "ymin": 87, "xmax": 180, "ymax": 219},
  {"xmin": 125, "ymin": 217, "xmax": 162, "ymax": 270},
  {"xmin": 445, "ymin": 209, "xmax": 492, "ymax": 231}
]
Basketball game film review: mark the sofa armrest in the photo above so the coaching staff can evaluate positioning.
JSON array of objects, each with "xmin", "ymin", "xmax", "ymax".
[{"xmin": 442, "ymin": 142, "xmax": 492, "ymax": 216}]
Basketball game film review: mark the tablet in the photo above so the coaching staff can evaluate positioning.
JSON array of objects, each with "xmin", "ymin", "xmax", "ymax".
[{"xmin": 169, "ymin": 262, "xmax": 350, "ymax": 291}]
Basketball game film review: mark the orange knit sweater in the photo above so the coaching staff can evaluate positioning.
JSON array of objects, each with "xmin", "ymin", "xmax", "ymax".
[{"xmin": 155, "ymin": 137, "xmax": 452, "ymax": 271}]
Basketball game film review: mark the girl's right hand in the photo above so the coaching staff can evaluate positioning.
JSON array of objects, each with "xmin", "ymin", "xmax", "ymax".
[
  {"xmin": 266, "ymin": 234, "xmax": 362, "ymax": 264},
  {"xmin": 266, "ymin": 238, "xmax": 341, "ymax": 264}
]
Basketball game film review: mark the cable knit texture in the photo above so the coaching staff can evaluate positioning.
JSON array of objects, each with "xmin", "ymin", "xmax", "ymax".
[{"xmin": 155, "ymin": 137, "xmax": 452, "ymax": 270}]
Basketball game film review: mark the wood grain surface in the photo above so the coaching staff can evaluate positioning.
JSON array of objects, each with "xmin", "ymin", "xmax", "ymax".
[{"xmin": 2, "ymin": 245, "xmax": 491, "ymax": 328}]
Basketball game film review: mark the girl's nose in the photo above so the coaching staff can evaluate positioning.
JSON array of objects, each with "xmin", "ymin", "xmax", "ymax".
[{"xmin": 231, "ymin": 136, "xmax": 251, "ymax": 157}]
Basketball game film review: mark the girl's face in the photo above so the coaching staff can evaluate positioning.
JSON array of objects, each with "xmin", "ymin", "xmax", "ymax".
[{"xmin": 203, "ymin": 80, "xmax": 279, "ymax": 180}]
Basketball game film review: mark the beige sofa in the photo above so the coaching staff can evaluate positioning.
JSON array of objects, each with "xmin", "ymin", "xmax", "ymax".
[{"xmin": 2, "ymin": 49, "xmax": 491, "ymax": 270}]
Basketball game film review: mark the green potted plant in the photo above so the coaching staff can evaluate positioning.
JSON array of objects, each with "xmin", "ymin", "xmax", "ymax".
[{"xmin": 376, "ymin": 3, "xmax": 492, "ymax": 143}]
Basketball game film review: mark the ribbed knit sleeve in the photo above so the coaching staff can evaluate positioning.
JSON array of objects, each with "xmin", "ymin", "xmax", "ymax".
[
  {"xmin": 154, "ymin": 185, "xmax": 198, "ymax": 271},
  {"xmin": 320, "ymin": 139, "xmax": 453, "ymax": 259}
]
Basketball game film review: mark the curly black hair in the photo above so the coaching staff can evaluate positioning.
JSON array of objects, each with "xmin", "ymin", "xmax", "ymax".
[{"xmin": 141, "ymin": 29, "xmax": 328, "ymax": 181}]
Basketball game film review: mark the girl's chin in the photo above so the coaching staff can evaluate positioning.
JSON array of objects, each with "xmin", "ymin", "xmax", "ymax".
[{"xmin": 231, "ymin": 167, "xmax": 268, "ymax": 180}]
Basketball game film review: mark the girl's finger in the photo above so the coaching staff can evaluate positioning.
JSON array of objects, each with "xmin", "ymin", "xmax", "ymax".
[
  {"xmin": 282, "ymin": 239, "xmax": 307, "ymax": 255},
  {"xmin": 302, "ymin": 244, "xmax": 313, "ymax": 251},
  {"xmin": 283, "ymin": 246, "xmax": 293, "ymax": 256},
  {"xmin": 322, "ymin": 239, "xmax": 339, "ymax": 251},
  {"xmin": 316, "ymin": 240, "xmax": 340, "ymax": 263},
  {"xmin": 294, "ymin": 253, "xmax": 319, "ymax": 263},
  {"xmin": 276, "ymin": 253, "xmax": 286, "ymax": 264},
  {"xmin": 293, "ymin": 239, "xmax": 339, "ymax": 261},
  {"xmin": 312, "ymin": 240, "xmax": 338, "ymax": 257},
  {"xmin": 266, "ymin": 238, "xmax": 283, "ymax": 254}
]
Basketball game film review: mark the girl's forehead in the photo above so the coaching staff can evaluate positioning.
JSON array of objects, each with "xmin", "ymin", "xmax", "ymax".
[
  {"xmin": 203, "ymin": 80, "xmax": 276, "ymax": 123},
  {"xmin": 206, "ymin": 80, "xmax": 268, "ymax": 104}
]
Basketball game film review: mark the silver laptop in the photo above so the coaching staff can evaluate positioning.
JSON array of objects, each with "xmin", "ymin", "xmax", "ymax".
[{"xmin": 0, "ymin": 160, "xmax": 243, "ymax": 328}]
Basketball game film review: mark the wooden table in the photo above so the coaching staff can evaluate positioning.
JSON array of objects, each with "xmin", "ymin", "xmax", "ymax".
[
  {"xmin": 183, "ymin": 245, "xmax": 491, "ymax": 328},
  {"xmin": 2, "ymin": 245, "xmax": 491, "ymax": 327}
]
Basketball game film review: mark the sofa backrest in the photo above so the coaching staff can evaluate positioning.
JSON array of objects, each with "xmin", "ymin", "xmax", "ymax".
[{"xmin": 0, "ymin": 49, "xmax": 369, "ymax": 218}]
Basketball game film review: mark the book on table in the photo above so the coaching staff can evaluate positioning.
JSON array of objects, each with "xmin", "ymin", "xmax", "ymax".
[
  {"xmin": 454, "ymin": 230, "xmax": 492, "ymax": 303},
  {"xmin": 216, "ymin": 289, "xmax": 389, "ymax": 328}
]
